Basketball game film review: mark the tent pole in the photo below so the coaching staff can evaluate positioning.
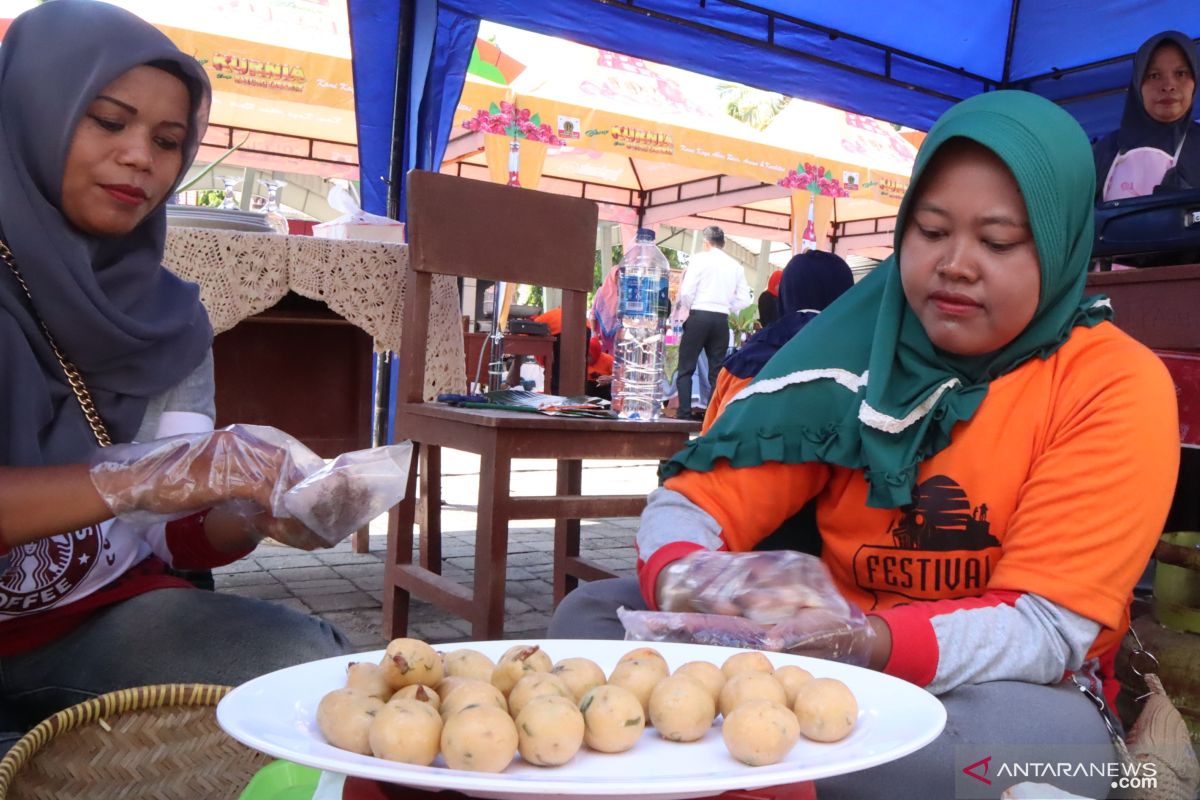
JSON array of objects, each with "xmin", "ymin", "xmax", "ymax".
[{"xmin": 374, "ymin": 0, "xmax": 415, "ymax": 449}]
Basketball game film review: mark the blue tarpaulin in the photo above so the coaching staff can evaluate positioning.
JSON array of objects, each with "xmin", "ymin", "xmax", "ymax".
[{"xmin": 349, "ymin": 0, "xmax": 1200, "ymax": 217}]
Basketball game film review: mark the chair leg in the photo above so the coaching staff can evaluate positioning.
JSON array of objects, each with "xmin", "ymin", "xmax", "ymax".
[
  {"xmin": 472, "ymin": 448, "xmax": 511, "ymax": 639},
  {"xmin": 351, "ymin": 525, "xmax": 370, "ymax": 554},
  {"xmin": 383, "ymin": 441, "xmax": 420, "ymax": 639},
  {"xmin": 417, "ymin": 444, "xmax": 442, "ymax": 574},
  {"xmin": 553, "ymin": 459, "xmax": 584, "ymax": 606}
]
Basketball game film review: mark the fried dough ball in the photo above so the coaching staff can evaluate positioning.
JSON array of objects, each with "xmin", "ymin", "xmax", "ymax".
[
  {"xmin": 551, "ymin": 657, "xmax": 607, "ymax": 703},
  {"xmin": 435, "ymin": 675, "xmax": 473, "ymax": 700},
  {"xmin": 673, "ymin": 661, "xmax": 726, "ymax": 708},
  {"xmin": 773, "ymin": 665, "xmax": 814, "ymax": 708},
  {"xmin": 607, "ymin": 657, "xmax": 669, "ymax": 720},
  {"xmin": 380, "ymin": 638, "xmax": 444, "ymax": 691},
  {"xmin": 345, "ymin": 661, "xmax": 393, "ymax": 702},
  {"xmin": 579, "ymin": 685, "xmax": 645, "ymax": 754},
  {"xmin": 368, "ymin": 697, "xmax": 442, "ymax": 765},
  {"xmin": 722, "ymin": 699, "xmax": 800, "ymax": 766},
  {"xmin": 443, "ymin": 648, "xmax": 495, "ymax": 683},
  {"xmin": 316, "ymin": 688, "xmax": 384, "ymax": 755},
  {"xmin": 718, "ymin": 671, "xmax": 787, "ymax": 718},
  {"xmin": 440, "ymin": 704, "xmax": 519, "ymax": 773},
  {"xmin": 492, "ymin": 645, "xmax": 551, "ymax": 697},
  {"xmin": 440, "ymin": 680, "xmax": 507, "ymax": 719},
  {"xmin": 392, "ymin": 683, "xmax": 440, "ymax": 712},
  {"xmin": 721, "ymin": 651, "xmax": 775, "ymax": 679},
  {"xmin": 515, "ymin": 695, "xmax": 586, "ymax": 767},
  {"xmin": 501, "ymin": 644, "xmax": 553, "ymax": 673},
  {"xmin": 617, "ymin": 647, "xmax": 669, "ymax": 672},
  {"xmin": 648, "ymin": 674, "xmax": 715, "ymax": 743},
  {"xmin": 793, "ymin": 678, "xmax": 858, "ymax": 743},
  {"xmin": 507, "ymin": 672, "xmax": 573, "ymax": 719}
]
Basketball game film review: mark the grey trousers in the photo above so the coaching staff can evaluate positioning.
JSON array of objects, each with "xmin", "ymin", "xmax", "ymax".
[
  {"xmin": 549, "ymin": 578, "xmax": 1118, "ymax": 800},
  {"xmin": 0, "ymin": 587, "xmax": 348, "ymax": 753}
]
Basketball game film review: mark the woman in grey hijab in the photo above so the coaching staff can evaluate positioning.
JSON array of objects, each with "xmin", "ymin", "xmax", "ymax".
[{"xmin": 0, "ymin": 0, "xmax": 346, "ymax": 752}]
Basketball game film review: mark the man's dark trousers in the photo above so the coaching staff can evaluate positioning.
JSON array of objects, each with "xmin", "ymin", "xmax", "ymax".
[{"xmin": 676, "ymin": 309, "xmax": 728, "ymax": 415}]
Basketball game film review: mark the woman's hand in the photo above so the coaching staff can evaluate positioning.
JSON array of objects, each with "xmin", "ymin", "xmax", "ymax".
[
  {"xmin": 204, "ymin": 500, "xmax": 333, "ymax": 553},
  {"xmin": 656, "ymin": 550, "xmax": 854, "ymax": 622},
  {"xmin": 89, "ymin": 427, "xmax": 306, "ymax": 517},
  {"xmin": 646, "ymin": 550, "xmax": 890, "ymax": 668}
]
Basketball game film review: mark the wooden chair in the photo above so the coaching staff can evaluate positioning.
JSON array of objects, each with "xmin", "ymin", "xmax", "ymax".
[{"xmin": 385, "ymin": 170, "xmax": 699, "ymax": 640}]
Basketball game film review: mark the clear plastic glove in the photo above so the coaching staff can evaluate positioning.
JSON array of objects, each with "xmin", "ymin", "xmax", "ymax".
[
  {"xmin": 656, "ymin": 550, "xmax": 854, "ymax": 623},
  {"xmin": 280, "ymin": 442, "xmax": 412, "ymax": 545},
  {"xmin": 618, "ymin": 605, "xmax": 875, "ymax": 666},
  {"xmin": 90, "ymin": 424, "xmax": 412, "ymax": 548},
  {"xmin": 89, "ymin": 424, "xmax": 320, "ymax": 519}
]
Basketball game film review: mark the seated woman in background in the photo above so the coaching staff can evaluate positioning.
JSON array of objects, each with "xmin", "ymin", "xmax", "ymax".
[
  {"xmin": 1094, "ymin": 30, "xmax": 1200, "ymax": 202},
  {"xmin": 0, "ymin": 1, "xmax": 345, "ymax": 750},
  {"xmin": 755, "ymin": 268, "xmax": 783, "ymax": 327},
  {"xmin": 701, "ymin": 249, "xmax": 853, "ymax": 431},
  {"xmin": 550, "ymin": 90, "xmax": 1180, "ymax": 798}
]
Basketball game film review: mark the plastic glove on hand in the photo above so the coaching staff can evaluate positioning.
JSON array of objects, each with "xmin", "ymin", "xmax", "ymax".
[
  {"xmin": 89, "ymin": 425, "xmax": 313, "ymax": 518},
  {"xmin": 618, "ymin": 605, "xmax": 875, "ymax": 667},
  {"xmin": 656, "ymin": 550, "xmax": 853, "ymax": 623}
]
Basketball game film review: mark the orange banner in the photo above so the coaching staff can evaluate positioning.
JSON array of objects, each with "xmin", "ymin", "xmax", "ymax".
[
  {"xmin": 454, "ymin": 82, "xmax": 908, "ymax": 207},
  {"xmin": 158, "ymin": 24, "xmax": 356, "ymax": 144}
]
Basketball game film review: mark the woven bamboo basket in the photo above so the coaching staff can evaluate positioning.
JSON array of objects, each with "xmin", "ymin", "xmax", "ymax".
[{"xmin": 0, "ymin": 684, "xmax": 271, "ymax": 800}]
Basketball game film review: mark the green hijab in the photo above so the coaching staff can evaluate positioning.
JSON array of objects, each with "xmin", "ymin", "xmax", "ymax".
[{"xmin": 661, "ymin": 91, "xmax": 1111, "ymax": 508}]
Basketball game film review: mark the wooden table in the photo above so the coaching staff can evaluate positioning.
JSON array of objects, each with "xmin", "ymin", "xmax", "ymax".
[{"xmin": 463, "ymin": 331, "xmax": 556, "ymax": 391}]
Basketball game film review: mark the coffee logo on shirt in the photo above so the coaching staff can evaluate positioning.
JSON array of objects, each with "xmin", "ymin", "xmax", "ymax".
[
  {"xmin": 853, "ymin": 475, "xmax": 1000, "ymax": 605},
  {"xmin": 0, "ymin": 526, "xmax": 102, "ymax": 615}
]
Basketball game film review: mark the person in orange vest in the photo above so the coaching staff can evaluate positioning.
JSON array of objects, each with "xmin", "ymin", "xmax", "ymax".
[{"xmin": 586, "ymin": 335, "xmax": 614, "ymax": 401}]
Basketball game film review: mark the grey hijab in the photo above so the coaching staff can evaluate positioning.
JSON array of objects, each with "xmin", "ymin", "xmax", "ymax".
[{"xmin": 0, "ymin": 0, "xmax": 213, "ymax": 466}]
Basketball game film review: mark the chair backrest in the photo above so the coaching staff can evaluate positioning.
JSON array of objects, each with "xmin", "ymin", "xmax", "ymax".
[{"xmin": 400, "ymin": 170, "xmax": 599, "ymax": 403}]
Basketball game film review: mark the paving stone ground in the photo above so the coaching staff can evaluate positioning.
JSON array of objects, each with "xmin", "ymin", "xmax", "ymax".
[{"xmin": 214, "ymin": 449, "xmax": 652, "ymax": 653}]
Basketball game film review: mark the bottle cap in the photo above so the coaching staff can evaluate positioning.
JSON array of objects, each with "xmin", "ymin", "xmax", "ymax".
[{"xmin": 635, "ymin": 228, "xmax": 655, "ymax": 242}]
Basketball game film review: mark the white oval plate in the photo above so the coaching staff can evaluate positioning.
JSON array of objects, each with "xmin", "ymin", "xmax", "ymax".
[{"xmin": 217, "ymin": 639, "xmax": 945, "ymax": 800}]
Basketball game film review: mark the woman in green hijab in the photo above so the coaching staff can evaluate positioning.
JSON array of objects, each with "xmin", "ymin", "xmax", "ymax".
[{"xmin": 549, "ymin": 91, "xmax": 1181, "ymax": 797}]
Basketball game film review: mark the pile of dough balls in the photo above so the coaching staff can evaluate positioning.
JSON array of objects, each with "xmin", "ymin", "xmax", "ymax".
[{"xmin": 315, "ymin": 638, "xmax": 858, "ymax": 774}]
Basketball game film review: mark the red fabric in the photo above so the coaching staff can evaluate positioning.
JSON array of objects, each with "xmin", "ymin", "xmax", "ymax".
[
  {"xmin": 1096, "ymin": 640, "xmax": 1121, "ymax": 711},
  {"xmin": 765, "ymin": 269, "xmax": 783, "ymax": 295},
  {"xmin": 872, "ymin": 590, "xmax": 1024, "ymax": 687},
  {"xmin": 0, "ymin": 557, "xmax": 191, "ymax": 657},
  {"xmin": 636, "ymin": 541, "xmax": 710, "ymax": 610},
  {"xmin": 287, "ymin": 219, "xmax": 316, "ymax": 236},
  {"xmin": 164, "ymin": 509, "xmax": 254, "ymax": 570}
]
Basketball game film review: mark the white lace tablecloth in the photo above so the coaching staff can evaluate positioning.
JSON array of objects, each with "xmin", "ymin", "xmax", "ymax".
[{"xmin": 164, "ymin": 227, "xmax": 466, "ymax": 400}]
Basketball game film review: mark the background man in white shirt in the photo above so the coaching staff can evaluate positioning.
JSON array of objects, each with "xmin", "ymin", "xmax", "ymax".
[{"xmin": 672, "ymin": 226, "xmax": 752, "ymax": 419}]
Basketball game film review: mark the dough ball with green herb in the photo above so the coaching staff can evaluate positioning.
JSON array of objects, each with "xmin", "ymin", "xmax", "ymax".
[
  {"xmin": 440, "ymin": 703, "xmax": 519, "ymax": 772},
  {"xmin": 515, "ymin": 695, "xmax": 585, "ymax": 767},
  {"xmin": 380, "ymin": 638, "xmax": 444, "ymax": 691},
  {"xmin": 579, "ymin": 684, "xmax": 645, "ymax": 753},
  {"xmin": 507, "ymin": 671, "xmax": 573, "ymax": 719},
  {"xmin": 648, "ymin": 674, "xmax": 715, "ymax": 742},
  {"xmin": 551, "ymin": 657, "xmax": 606, "ymax": 703},
  {"xmin": 718, "ymin": 671, "xmax": 786, "ymax": 718},
  {"xmin": 722, "ymin": 699, "xmax": 799, "ymax": 766},
  {"xmin": 368, "ymin": 697, "xmax": 442, "ymax": 765},
  {"xmin": 316, "ymin": 688, "xmax": 384, "ymax": 755},
  {"xmin": 443, "ymin": 648, "xmax": 495, "ymax": 683}
]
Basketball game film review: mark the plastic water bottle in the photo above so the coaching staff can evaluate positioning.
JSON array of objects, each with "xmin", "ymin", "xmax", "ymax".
[{"xmin": 613, "ymin": 228, "xmax": 669, "ymax": 420}]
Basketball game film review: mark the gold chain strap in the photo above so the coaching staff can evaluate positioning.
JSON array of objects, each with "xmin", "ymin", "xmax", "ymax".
[{"xmin": 0, "ymin": 239, "xmax": 111, "ymax": 447}]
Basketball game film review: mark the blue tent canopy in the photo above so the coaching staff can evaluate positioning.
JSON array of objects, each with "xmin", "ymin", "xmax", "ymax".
[{"xmin": 348, "ymin": 0, "xmax": 1200, "ymax": 217}]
